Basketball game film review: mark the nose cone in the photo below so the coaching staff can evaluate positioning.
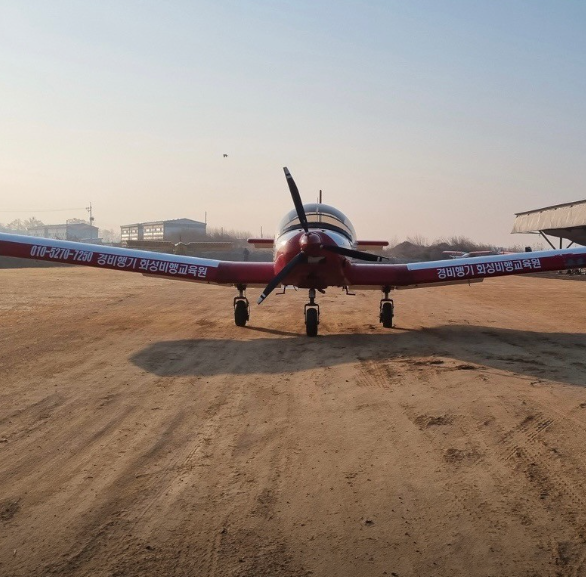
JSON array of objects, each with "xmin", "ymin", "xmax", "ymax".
[{"xmin": 300, "ymin": 232, "xmax": 322, "ymax": 256}]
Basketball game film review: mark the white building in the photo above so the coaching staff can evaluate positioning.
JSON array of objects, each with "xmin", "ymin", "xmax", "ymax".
[{"xmin": 121, "ymin": 218, "xmax": 207, "ymax": 244}]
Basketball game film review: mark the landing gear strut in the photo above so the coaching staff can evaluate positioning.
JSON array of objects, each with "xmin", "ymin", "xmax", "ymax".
[
  {"xmin": 234, "ymin": 285, "xmax": 249, "ymax": 327},
  {"xmin": 304, "ymin": 288, "xmax": 320, "ymax": 337},
  {"xmin": 379, "ymin": 287, "xmax": 394, "ymax": 328}
]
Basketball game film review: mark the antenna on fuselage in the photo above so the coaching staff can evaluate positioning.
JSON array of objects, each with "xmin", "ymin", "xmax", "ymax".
[{"xmin": 318, "ymin": 190, "xmax": 322, "ymax": 204}]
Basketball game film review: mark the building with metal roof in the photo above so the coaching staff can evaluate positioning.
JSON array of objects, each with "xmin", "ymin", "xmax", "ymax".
[
  {"xmin": 121, "ymin": 218, "xmax": 206, "ymax": 245},
  {"xmin": 27, "ymin": 221, "xmax": 99, "ymax": 243},
  {"xmin": 511, "ymin": 199, "xmax": 586, "ymax": 248}
]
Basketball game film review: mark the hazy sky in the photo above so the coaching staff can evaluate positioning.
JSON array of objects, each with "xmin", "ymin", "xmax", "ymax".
[{"xmin": 1, "ymin": 1, "xmax": 585, "ymax": 247}]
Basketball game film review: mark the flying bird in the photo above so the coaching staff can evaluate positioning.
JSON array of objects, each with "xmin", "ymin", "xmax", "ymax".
[{"xmin": 223, "ymin": 154, "xmax": 228, "ymax": 158}]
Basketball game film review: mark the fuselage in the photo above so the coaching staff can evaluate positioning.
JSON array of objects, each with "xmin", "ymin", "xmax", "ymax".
[{"xmin": 273, "ymin": 203, "xmax": 356, "ymax": 289}]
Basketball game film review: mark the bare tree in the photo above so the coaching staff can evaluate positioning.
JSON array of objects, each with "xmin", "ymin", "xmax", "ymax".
[
  {"xmin": 100, "ymin": 228, "xmax": 120, "ymax": 243},
  {"xmin": 23, "ymin": 217, "xmax": 44, "ymax": 230}
]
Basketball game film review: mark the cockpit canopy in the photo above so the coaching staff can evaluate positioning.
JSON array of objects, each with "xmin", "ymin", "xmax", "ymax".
[{"xmin": 277, "ymin": 203, "xmax": 356, "ymax": 242}]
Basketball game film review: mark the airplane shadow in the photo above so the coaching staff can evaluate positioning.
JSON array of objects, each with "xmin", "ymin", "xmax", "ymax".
[
  {"xmin": 242, "ymin": 325, "xmax": 301, "ymax": 337},
  {"xmin": 130, "ymin": 325, "xmax": 586, "ymax": 388}
]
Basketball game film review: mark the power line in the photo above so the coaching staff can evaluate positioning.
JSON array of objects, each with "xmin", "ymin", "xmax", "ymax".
[{"xmin": 0, "ymin": 207, "xmax": 86, "ymax": 213}]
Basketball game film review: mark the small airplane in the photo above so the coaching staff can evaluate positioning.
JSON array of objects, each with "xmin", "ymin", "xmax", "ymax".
[
  {"xmin": 1, "ymin": 167, "xmax": 585, "ymax": 336},
  {"xmin": 443, "ymin": 249, "xmax": 511, "ymax": 259}
]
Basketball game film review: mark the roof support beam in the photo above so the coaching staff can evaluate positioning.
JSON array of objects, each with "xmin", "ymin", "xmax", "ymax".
[{"xmin": 539, "ymin": 231, "xmax": 556, "ymax": 250}]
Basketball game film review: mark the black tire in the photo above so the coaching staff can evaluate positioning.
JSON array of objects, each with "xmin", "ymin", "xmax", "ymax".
[
  {"xmin": 305, "ymin": 307, "xmax": 319, "ymax": 337},
  {"xmin": 381, "ymin": 302, "xmax": 393, "ymax": 328},
  {"xmin": 234, "ymin": 300, "xmax": 248, "ymax": 327}
]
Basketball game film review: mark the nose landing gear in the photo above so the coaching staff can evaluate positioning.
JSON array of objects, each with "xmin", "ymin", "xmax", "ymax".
[
  {"xmin": 379, "ymin": 287, "xmax": 394, "ymax": 328},
  {"xmin": 304, "ymin": 288, "xmax": 320, "ymax": 336},
  {"xmin": 234, "ymin": 285, "xmax": 250, "ymax": 327}
]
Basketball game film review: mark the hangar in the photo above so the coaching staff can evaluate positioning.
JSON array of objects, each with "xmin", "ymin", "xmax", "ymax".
[
  {"xmin": 120, "ymin": 218, "xmax": 206, "ymax": 245},
  {"xmin": 27, "ymin": 220, "xmax": 99, "ymax": 243},
  {"xmin": 512, "ymin": 199, "xmax": 586, "ymax": 249}
]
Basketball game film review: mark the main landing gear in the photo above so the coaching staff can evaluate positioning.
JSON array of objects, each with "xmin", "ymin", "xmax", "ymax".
[
  {"xmin": 234, "ymin": 285, "xmax": 250, "ymax": 327},
  {"xmin": 379, "ymin": 287, "xmax": 394, "ymax": 328},
  {"xmin": 304, "ymin": 288, "xmax": 320, "ymax": 337},
  {"xmin": 236, "ymin": 284, "xmax": 393, "ymax": 334}
]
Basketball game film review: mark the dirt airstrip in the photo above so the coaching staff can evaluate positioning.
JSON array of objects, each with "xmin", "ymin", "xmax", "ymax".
[{"xmin": 1, "ymin": 267, "xmax": 586, "ymax": 577}]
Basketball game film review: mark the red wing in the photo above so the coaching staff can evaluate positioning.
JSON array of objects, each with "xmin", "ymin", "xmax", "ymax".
[
  {"xmin": 247, "ymin": 238, "xmax": 274, "ymax": 249},
  {"xmin": 347, "ymin": 248, "xmax": 586, "ymax": 288},
  {"xmin": 466, "ymin": 250, "xmax": 498, "ymax": 257},
  {"xmin": 355, "ymin": 240, "xmax": 389, "ymax": 248},
  {"xmin": 0, "ymin": 233, "xmax": 275, "ymax": 286}
]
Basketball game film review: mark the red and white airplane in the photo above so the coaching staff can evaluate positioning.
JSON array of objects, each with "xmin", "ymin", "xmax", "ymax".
[
  {"xmin": 1, "ymin": 168, "xmax": 585, "ymax": 336},
  {"xmin": 443, "ymin": 249, "xmax": 511, "ymax": 259}
]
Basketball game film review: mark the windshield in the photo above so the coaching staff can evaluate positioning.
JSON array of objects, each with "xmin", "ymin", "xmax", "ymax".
[{"xmin": 277, "ymin": 203, "xmax": 356, "ymax": 242}]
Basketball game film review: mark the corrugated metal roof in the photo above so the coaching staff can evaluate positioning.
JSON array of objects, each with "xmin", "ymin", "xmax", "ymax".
[
  {"xmin": 121, "ymin": 218, "xmax": 205, "ymax": 227},
  {"xmin": 512, "ymin": 200, "xmax": 586, "ymax": 233},
  {"xmin": 515, "ymin": 199, "xmax": 586, "ymax": 216}
]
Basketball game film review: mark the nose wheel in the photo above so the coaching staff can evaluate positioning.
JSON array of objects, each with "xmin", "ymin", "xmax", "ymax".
[
  {"xmin": 304, "ymin": 288, "xmax": 320, "ymax": 336},
  {"xmin": 379, "ymin": 287, "xmax": 394, "ymax": 328},
  {"xmin": 234, "ymin": 285, "xmax": 249, "ymax": 327}
]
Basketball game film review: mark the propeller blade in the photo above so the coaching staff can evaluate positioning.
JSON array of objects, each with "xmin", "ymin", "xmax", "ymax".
[
  {"xmin": 258, "ymin": 252, "xmax": 307, "ymax": 304},
  {"xmin": 283, "ymin": 167, "xmax": 309, "ymax": 233},
  {"xmin": 321, "ymin": 245, "xmax": 389, "ymax": 262}
]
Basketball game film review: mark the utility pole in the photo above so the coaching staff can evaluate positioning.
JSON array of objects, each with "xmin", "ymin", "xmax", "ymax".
[{"xmin": 86, "ymin": 202, "xmax": 95, "ymax": 226}]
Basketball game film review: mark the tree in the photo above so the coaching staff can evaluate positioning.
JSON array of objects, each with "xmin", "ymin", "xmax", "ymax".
[
  {"xmin": 7, "ymin": 219, "xmax": 26, "ymax": 231},
  {"xmin": 100, "ymin": 228, "xmax": 120, "ymax": 243},
  {"xmin": 23, "ymin": 217, "xmax": 44, "ymax": 230}
]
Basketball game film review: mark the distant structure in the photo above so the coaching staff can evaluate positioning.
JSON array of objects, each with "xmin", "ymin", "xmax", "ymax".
[
  {"xmin": 120, "ymin": 218, "xmax": 207, "ymax": 245},
  {"xmin": 27, "ymin": 219, "xmax": 99, "ymax": 242},
  {"xmin": 512, "ymin": 199, "xmax": 586, "ymax": 248}
]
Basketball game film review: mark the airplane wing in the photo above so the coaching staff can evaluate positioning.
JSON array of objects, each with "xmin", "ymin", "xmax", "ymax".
[
  {"xmin": 247, "ymin": 238, "xmax": 274, "ymax": 249},
  {"xmin": 346, "ymin": 247, "xmax": 586, "ymax": 289},
  {"xmin": 442, "ymin": 250, "xmax": 466, "ymax": 258},
  {"xmin": 0, "ymin": 233, "xmax": 274, "ymax": 286},
  {"xmin": 355, "ymin": 240, "xmax": 389, "ymax": 250}
]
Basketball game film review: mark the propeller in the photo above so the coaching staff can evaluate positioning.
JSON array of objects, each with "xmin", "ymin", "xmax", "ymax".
[
  {"xmin": 257, "ymin": 252, "xmax": 307, "ymax": 304},
  {"xmin": 321, "ymin": 245, "xmax": 389, "ymax": 262},
  {"xmin": 258, "ymin": 167, "xmax": 308, "ymax": 305},
  {"xmin": 284, "ymin": 167, "xmax": 309, "ymax": 233},
  {"xmin": 258, "ymin": 167, "xmax": 388, "ymax": 304}
]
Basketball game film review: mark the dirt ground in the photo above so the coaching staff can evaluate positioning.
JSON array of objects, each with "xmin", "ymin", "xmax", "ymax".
[{"xmin": 1, "ymin": 268, "xmax": 586, "ymax": 577}]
